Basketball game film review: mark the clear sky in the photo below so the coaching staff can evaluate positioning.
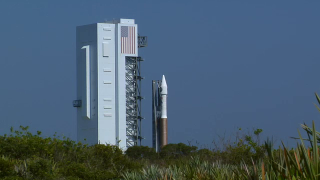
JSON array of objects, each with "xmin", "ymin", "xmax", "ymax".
[{"xmin": 0, "ymin": 1, "xmax": 319, "ymax": 148}]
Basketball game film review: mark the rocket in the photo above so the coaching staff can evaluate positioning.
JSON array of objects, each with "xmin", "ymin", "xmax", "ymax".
[
  {"xmin": 160, "ymin": 75, "xmax": 168, "ymax": 148},
  {"xmin": 152, "ymin": 75, "xmax": 168, "ymax": 152}
]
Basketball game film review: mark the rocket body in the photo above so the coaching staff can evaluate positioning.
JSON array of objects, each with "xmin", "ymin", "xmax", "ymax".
[
  {"xmin": 152, "ymin": 75, "xmax": 168, "ymax": 152},
  {"xmin": 160, "ymin": 75, "xmax": 168, "ymax": 148}
]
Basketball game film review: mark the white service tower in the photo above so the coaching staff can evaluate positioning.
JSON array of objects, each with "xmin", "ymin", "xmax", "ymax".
[{"xmin": 74, "ymin": 19, "xmax": 146, "ymax": 149}]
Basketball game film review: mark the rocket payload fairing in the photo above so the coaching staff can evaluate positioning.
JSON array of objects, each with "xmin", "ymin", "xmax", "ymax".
[{"xmin": 152, "ymin": 75, "xmax": 168, "ymax": 152}]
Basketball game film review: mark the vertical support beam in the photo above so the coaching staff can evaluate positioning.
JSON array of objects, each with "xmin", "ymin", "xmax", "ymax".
[
  {"xmin": 152, "ymin": 80, "xmax": 161, "ymax": 152},
  {"xmin": 135, "ymin": 57, "xmax": 139, "ymax": 144},
  {"xmin": 152, "ymin": 81, "xmax": 157, "ymax": 151},
  {"xmin": 139, "ymin": 59, "xmax": 142, "ymax": 145}
]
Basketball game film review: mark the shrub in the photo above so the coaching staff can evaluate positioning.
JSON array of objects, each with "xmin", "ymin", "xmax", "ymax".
[
  {"xmin": 0, "ymin": 156, "xmax": 16, "ymax": 177},
  {"xmin": 59, "ymin": 161, "xmax": 92, "ymax": 179},
  {"xmin": 160, "ymin": 143, "xmax": 197, "ymax": 159},
  {"xmin": 196, "ymin": 148, "xmax": 214, "ymax": 160},
  {"xmin": 211, "ymin": 128, "xmax": 265, "ymax": 165},
  {"xmin": 27, "ymin": 157, "xmax": 57, "ymax": 179},
  {"xmin": 126, "ymin": 146, "xmax": 158, "ymax": 160}
]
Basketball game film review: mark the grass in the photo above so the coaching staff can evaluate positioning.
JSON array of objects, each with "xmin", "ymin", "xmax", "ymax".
[
  {"xmin": 0, "ymin": 123, "xmax": 318, "ymax": 179},
  {"xmin": 1, "ymin": 93, "xmax": 320, "ymax": 179}
]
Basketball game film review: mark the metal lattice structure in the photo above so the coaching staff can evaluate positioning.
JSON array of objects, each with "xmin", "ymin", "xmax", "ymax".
[
  {"xmin": 126, "ymin": 56, "xmax": 143, "ymax": 147},
  {"xmin": 152, "ymin": 80, "xmax": 161, "ymax": 152},
  {"xmin": 138, "ymin": 36, "xmax": 147, "ymax": 48},
  {"xmin": 125, "ymin": 35, "xmax": 147, "ymax": 147}
]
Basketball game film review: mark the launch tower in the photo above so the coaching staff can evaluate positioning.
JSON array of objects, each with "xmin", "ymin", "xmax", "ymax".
[{"xmin": 74, "ymin": 19, "xmax": 146, "ymax": 149}]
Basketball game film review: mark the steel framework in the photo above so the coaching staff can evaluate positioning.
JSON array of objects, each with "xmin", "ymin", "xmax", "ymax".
[
  {"xmin": 138, "ymin": 36, "xmax": 147, "ymax": 48},
  {"xmin": 125, "ymin": 35, "xmax": 147, "ymax": 147},
  {"xmin": 125, "ymin": 56, "xmax": 143, "ymax": 147},
  {"xmin": 152, "ymin": 80, "xmax": 161, "ymax": 152}
]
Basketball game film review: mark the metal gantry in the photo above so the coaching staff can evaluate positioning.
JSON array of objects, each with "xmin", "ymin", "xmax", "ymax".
[
  {"xmin": 125, "ymin": 35, "xmax": 147, "ymax": 147},
  {"xmin": 138, "ymin": 36, "xmax": 147, "ymax": 48},
  {"xmin": 125, "ymin": 56, "xmax": 143, "ymax": 147},
  {"xmin": 152, "ymin": 80, "xmax": 162, "ymax": 152}
]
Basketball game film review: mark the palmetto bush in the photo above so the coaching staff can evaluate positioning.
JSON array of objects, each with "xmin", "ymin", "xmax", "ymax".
[
  {"xmin": 260, "ymin": 93, "xmax": 320, "ymax": 180},
  {"xmin": 262, "ymin": 121, "xmax": 320, "ymax": 180},
  {"xmin": 122, "ymin": 157, "xmax": 256, "ymax": 180},
  {"xmin": 122, "ymin": 124, "xmax": 320, "ymax": 180},
  {"xmin": 122, "ymin": 93, "xmax": 320, "ymax": 180},
  {"xmin": 300, "ymin": 93, "xmax": 320, "ymax": 143},
  {"xmin": 2, "ymin": 93, "xmax": 320, "ymax": 179}
]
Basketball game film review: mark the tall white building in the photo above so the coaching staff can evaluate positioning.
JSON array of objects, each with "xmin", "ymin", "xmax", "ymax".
[{"xmin": 74, "ymin": 19, "xmax": 145, "ymax": 149}]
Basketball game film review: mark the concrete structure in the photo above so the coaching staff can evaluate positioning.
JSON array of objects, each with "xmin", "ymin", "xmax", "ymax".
[{"xmin": 74, "ymin": 19, "xmax": 146, "ymax": 149}]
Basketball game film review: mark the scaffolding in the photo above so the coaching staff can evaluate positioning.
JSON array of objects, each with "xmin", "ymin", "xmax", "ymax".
[
  {"xmin": 125, "ymin": 35, "xmax": 147, "ymax": 147},
  {"xmin": 125, "ymin": 56, "xmax": 143, "ymax": 147}
]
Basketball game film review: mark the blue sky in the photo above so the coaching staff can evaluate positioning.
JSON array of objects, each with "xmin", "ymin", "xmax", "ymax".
[{"xmin": 0, "ymin": 1, "xmax": 319, "ymax": 148}]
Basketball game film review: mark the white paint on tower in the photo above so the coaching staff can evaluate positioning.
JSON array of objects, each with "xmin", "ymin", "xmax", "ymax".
[{"xmin": 75, "ymin": 19, "xmax": 138, "ymax": 149}]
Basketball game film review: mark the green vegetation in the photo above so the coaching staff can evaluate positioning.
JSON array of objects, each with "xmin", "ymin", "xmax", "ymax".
[
  {"xmin": 0, "ymin": 126, "xmax": 266, "ymax": 179},
  {"xmin": 1, "ymin": 93, "xmax": 320, "ymax": 179},
  {"xmin": 0, "ymin": 126, "xmax": 141, "ymax": 179}
]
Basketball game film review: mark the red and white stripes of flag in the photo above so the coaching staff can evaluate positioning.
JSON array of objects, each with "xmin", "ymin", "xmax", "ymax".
[{"xmin": 121, "ymin": 26, "xmax": 136, "ymax": 54}]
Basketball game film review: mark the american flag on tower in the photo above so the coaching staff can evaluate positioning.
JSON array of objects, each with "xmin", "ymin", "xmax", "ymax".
[{"xmin": 121, "ymin": 26, "xmax": 136, "ymax": 54}]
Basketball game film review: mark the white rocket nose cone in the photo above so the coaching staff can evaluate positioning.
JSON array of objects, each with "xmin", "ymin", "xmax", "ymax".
[{"xmin": 161, "ymin": 75, "xmax": 167, "ymax": 95}]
